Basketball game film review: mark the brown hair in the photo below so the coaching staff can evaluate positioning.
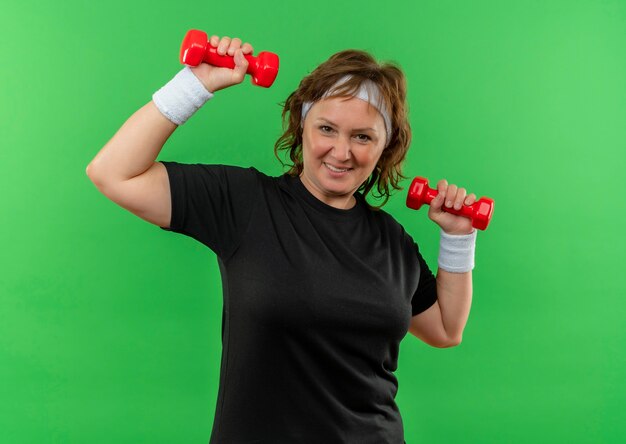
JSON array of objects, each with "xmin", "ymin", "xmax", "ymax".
[{"xmin": 274, "ymin": 49, "xmax": 411, "ymax": 209}]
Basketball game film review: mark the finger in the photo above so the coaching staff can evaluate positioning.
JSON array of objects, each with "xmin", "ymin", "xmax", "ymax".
[
  {"xmin": 445, "ymin": 184, "xmax": 457, "ymax": 208},
  {"xmin": 232, "ymin": 49, "xmax": 249, "ymax": 82},
  {"xmin": 465, "ymin": 193, "xmax": 476, "ymax": 205},
  {"xmin": 241, "ymin": 42, "xmax": 254, "ymax": 54},
  {"xmin": 437, "ymin": 179, "xmax": 448, "ymax": 201},
  {"xmin": 209, "ymin": 35, "xmax": 220, "ymax": 47},
  {"xmin": 431, "ymin": 190, "xmax": 444, "ymax": 211},
  {"xmin": 217, "ymin": 36, "xmax": 231, "ymax": 55},
  {"xmin": 228, "ymin": 37, "xmax": 242, "ymax": 56},
  {"xmin": 454, "ymin": 188, "xmax": 467, "ymax": 210}
]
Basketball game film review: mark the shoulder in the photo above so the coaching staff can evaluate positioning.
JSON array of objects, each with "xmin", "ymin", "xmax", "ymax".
[
  {"xmin": 364, "ymin": 203, "xmax": 421, "ymax": 252},
  {"xmin": 160, "ymin": 161, "xmax": 273, "ymax": 185},
  {"xmin": 368, "ymin": 204, "xmax": 407, "ymax": 235}
]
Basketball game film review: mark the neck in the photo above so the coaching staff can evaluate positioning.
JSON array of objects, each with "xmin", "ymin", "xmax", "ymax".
[{"xmin": 298, "ymin": 173, "xmax": 357, "ymax": 210}]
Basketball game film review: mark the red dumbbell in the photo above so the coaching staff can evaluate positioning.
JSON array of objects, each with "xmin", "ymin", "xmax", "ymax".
[
  {"xmin": 179, "ymin": 29, "xmax": 279, "ymax": 88},
  {"xmin": 406, "ymin": 177, "xmax": 495, "ymax": 230}
]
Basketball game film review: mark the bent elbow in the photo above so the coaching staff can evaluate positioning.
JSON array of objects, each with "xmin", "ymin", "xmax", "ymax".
[
  {"xmin": 434, "ymin": 335, "xmax": 462, "ymax": 348},
  {"xmin": 447, "ymin": 335, "xmax": 463, "ymax": 347},
  {"xmin": 86, "ymin": 163, "xmax": 99, "ymax": 182}
]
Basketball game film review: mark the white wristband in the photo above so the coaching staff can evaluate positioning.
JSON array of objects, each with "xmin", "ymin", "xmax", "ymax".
[
  {"xmin": 152, "ymin": 66, "xmax": 214, "ymax": 125},
  {"xmin": 438, "ymin": 228, "xmax": 477, "ymax": 273}
]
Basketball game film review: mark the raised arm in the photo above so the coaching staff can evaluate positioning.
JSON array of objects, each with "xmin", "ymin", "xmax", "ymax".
[
  {"xmin": 86, "ymin": 100, "xmax": 176, "ymax": 184},
  {"xmin": 408, "ymin": 179, "xmax": 478, "ymax": 347},
  {"xmin": 86, "ymin": 101, "xmax": 178, "ymax": 227},
  {"xmin": 86, "ymin": 35, "xmax": 253, "ymax": 228}
]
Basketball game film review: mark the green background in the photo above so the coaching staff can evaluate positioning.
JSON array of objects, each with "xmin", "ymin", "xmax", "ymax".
[{"xmin": 1, "ymin": 0, "xmax": 624, "ymax": 442}]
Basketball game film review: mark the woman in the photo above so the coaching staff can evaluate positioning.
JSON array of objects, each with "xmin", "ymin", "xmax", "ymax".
[{"xmin": 86, "ymin": 35, "xmax": 478, "ymax": 444}]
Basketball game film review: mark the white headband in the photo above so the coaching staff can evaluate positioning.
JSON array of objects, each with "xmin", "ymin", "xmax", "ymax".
[{"xmin": 301, "ymin": 75, "xmax": 392, "ymax": 146}]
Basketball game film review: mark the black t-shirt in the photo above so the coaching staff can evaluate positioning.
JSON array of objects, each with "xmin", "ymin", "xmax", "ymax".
[{"xmin": 159, "ymin": 161, "xmax": 438, "ymax": 444}]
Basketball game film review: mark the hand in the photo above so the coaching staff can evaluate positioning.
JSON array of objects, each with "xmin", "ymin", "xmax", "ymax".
[
  {"xmin": 428, "ymin": 179, "xmax": 477, "ymax": 235},
  {"xmin": 189, "ymin": 35, "xmax": 254, "ymax": 93}
]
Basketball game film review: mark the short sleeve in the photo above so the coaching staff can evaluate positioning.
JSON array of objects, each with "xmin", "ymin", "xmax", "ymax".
[
  {"xmin": 411, "ymin": 242, "xmax": 438, "ymax": 316},
  {"xmin": 158, "ymin": 161, "xmax": 259, "ymax": 258}
]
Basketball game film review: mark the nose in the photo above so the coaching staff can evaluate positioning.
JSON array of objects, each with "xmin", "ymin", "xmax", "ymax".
[{"xmin": 332, "ymin": 135, "xmax": 351, "ymax": 161}]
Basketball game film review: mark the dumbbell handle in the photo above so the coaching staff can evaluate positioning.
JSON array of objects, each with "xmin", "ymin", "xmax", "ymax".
[
  {"xmin": 200, "ymin": 46, "xmax": 264, "ymax": 76},
  {"xmin": 406, "ymin": 177, "xmax": 494, "ymax": 230}
]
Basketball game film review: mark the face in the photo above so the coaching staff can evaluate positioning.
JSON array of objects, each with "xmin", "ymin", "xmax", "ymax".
[{"xmin": 300, "ymin": 95, "xmax": 387, "ymax": 209}]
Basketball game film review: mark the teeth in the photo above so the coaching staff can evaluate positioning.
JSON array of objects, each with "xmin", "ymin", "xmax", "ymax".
[{"xmin": 325, "ymin": 163, "xmax": 349, "ymax": 172}]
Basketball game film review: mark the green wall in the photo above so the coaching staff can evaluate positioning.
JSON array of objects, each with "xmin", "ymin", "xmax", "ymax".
[{"xmin": 1, "ymin": 1, "xmax": 624, "ymax": 442}]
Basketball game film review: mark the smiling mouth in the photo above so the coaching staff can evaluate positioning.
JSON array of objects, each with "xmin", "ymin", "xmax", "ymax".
[{"xmin": 324, "ymin": 162, "xmax": 352, "ymax": 173}]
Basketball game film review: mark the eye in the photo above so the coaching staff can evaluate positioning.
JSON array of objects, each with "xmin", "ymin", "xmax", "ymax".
[
  {"xmin": 355, "ymin": 134, "xmax": 372, "ymax": 142},
  {"xmin": 319, "ymin": 125, "xmax": 334, "ymax": 133}
]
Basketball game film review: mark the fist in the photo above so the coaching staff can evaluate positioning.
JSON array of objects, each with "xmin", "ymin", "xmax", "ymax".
[
  {"xmin": 189, "ymin": 35, "xmax": 254, "ymax": 93},
  {"xmin": 428, "ymin": 179, "xmax": 477, "ymax": 235}
]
